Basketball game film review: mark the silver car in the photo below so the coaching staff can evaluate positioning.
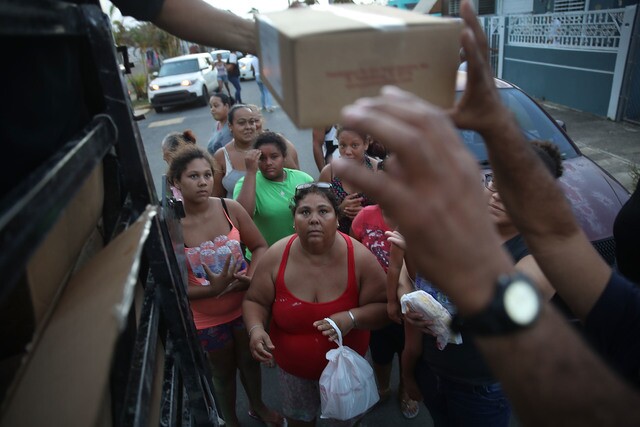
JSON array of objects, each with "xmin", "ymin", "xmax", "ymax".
[{"xmin": 148, "ymin": 53, "xmax": 218, "ymax": 113}]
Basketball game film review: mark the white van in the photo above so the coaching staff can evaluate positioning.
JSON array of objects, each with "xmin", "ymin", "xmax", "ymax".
[{"xmin": 148, "ymin": 53, "xmax": 218, "ymax": 113}]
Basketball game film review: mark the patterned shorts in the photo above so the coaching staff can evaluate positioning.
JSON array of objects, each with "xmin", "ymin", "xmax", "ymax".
[
  {"xmin": 277, "ymin": 367, "xmax": 361, "ymax": 426},
  {"xmin": 196, "ymin": 316, "xmax": 244, "ymax": 351}
]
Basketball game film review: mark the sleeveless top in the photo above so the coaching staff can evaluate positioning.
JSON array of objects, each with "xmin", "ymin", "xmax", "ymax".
[
  {"xmin": 331, "ymin": 156, "xmax": 375, "ymax": 234},
  {"xmin": 270, "ymin": 232, "xmax": 370, "ymax": 380},
  {"xmin": 207, "ymin": 121, "xmax": 232, "ymax": 155},
  {"xmin": 221, "ymin": 146, "xmax": 246, "ymax": 199},
  {"xmin": 185, "ymin": 198, "xmax": 243, "ymax": 330},
  {"xmin": 215, "ymin": 61, "xmax": 227, "ymax": 77}
]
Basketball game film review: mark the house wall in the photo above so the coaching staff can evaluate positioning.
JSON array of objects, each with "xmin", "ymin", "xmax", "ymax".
[
  {"xmin": 486, "ymin": 4, "xmax": 637, "ymax": 119},
  {"xmin": 589, "ymin": 0, "xmax": 639, "ymax": 9},
  {"xmin": 537, "ymin": 0, "xmax": 639, "ymax": 12},
  {"xmin": 503, "ymin": 46, "xmax": 616, "ymax": 116},
  {"xmin": 503, "ymin": 0, "xmax": 533, "ymax": 14}
]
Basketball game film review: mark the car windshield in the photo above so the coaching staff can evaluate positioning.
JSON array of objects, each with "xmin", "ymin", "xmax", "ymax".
[
  {"xmin": 158, "ymin": 59, "xmax": 199, "ymax": 77},
  {"xmin": 457, "ymin": 88, "xmax": 579, "ymax": 164}
]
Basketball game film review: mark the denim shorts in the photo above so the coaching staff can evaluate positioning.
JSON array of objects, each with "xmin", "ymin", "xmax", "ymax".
[{"xmin": 416, "ymin": 363, "xmax": 511, "ymax": 427}]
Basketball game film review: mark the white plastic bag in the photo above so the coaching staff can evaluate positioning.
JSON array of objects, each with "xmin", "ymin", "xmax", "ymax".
[
  {"xmin": 401, "ymin": 290, "xmax": 463, "ymax": 350},
  {"xmin": 319, "ymin": 318, "xmax": 379, "ymax": 420}
]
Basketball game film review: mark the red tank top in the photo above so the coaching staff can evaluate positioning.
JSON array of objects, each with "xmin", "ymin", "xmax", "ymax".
[
  {"xmin": 186, "ymin": 198, "xmax": 244, "ymax": 329},
  {"xmin": 270, "ymin": 232, "xmax": 370, "ymax": 380}
]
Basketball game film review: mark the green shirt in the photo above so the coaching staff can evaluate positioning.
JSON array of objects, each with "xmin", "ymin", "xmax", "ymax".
[{"xmin": 234, "ymin": 168, "xmax": 314, "ymax": 256}]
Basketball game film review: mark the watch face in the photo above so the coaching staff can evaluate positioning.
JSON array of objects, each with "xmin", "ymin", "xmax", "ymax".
[{"xmin": 504, "ymin": 280, "xmax": 540, "ymax": 325}]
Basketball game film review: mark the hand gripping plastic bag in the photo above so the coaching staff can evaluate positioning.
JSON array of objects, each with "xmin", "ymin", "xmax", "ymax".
[
  {"xmin": 319, "ymin": 318, "xmax": 379, "ymax": 420},
  {"xmin": 400, "ymin": 290, "xmax": 463, "ymax": 350}
]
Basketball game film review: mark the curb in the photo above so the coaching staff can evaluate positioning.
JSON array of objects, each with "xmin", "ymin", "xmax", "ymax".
[{"xmin": 134, "ymin": 107, "xmax": 151, "ymax": 116}]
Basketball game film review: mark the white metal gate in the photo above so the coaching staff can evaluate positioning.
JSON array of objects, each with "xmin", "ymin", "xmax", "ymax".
[{"xmin": 480, "ymin": 16, "xmax": 505, "ymax": 78}]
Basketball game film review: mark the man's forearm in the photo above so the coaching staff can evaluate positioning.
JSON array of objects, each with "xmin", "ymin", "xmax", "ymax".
[
  {"xmin": 481, "ymin": 110, "xmax": 610, "ymax": 319},
  {"xmin": 475, "ymin": 305, "xmax": 640, "ymax": 426},
  {"xmin": 155, "ymin": 0, "xmax": 257, "ymax": 54},
  {"xmin": 481, "ymin": 112, "xmax": 577, "ymax": 239}
]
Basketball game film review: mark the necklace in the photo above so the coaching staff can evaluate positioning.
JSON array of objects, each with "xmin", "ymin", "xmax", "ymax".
[{"xmin": 233, "ymin": 141, "xmax": 251, "ymax": 153}]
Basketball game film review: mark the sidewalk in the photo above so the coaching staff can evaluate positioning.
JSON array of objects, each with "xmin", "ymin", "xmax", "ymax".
[{"xmin": 540, "ymin": 101, "xmax": 640, "ymax": 192}]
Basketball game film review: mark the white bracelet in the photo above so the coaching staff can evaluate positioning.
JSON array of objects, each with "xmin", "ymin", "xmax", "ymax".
[
  {"xmin": 248, "ymin": 324, "xmax": 264, "ymax": 337},
  {"xmin": 348, "ymin": 310, "xmax": 357, "ymax": 328}
]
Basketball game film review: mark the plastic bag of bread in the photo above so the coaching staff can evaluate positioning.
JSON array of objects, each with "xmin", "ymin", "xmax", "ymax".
[{"xmin": 400, "ymin": 290, "xmax": 463, "ymax": 350}]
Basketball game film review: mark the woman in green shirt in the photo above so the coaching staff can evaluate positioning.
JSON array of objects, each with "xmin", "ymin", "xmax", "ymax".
[{"xmin": 234, "ymin": 131, "xmax": 314, "ymax": 251}]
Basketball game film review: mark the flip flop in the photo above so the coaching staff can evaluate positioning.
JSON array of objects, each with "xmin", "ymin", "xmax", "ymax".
[
  {"xmin": 399, "ymin": 397, "xmax": 420, "ymax": 419},
  {"xmin": 248, "ymin": 409, "xmax": 287, "ymax": 427}
]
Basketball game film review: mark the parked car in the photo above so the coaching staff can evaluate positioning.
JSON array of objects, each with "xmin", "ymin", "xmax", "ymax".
[
  {"xmin": 148, "ymin": 53, "xmax": 218, "ymax": 113},
  {"xmin": 239, "ymin": 54, "xmax": 255, "ymax": 80},
  {"xmin": 456, "ymin": 71, "xmax": 629, "ymax": 264}
]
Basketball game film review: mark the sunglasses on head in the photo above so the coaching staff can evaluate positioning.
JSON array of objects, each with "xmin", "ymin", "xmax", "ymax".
[{"xmin": 295, "ymin": 182, "xmax": 332, "ymax": 196}]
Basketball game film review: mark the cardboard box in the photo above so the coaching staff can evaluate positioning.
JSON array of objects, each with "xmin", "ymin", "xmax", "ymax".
[
  {"xmin": 257, "ymin": 4, "xmax": 463, "ymax": 128},
  {"xmin": 26, "ymin": 164, "xmax": 104, "ymax": 326},
  {"xmin": 0, "ymin": 206, "xmax": 156, "ymax": 427}
]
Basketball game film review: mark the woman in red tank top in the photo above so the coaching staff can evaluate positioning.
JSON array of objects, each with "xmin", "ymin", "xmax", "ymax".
[
  {"xmin": 168, "ymin": 145, "xmax": 283, "ymax": 427},
  {"xmin": 243, "ymin": 183, "xmax": 388, "ymax": 426}
]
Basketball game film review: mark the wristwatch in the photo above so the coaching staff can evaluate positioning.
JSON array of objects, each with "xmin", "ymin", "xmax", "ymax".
[{"xmin": 451, "ymin": 271, "xmax": 541, "ymax": 336}]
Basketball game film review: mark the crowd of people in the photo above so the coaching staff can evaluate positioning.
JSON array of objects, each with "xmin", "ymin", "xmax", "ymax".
[{"xmin": 122, "ymin": 0, "xmax": 640, "ymax": 425}]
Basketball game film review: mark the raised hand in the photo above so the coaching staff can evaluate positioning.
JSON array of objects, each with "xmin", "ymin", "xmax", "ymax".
[
  {"xmin": 340, "ymin": 193, "xmax": 364, "ymax": 219},
  {"xmin": 448, "ymin": 0, "xmax": 510, "ymax": 138},
  {"xmin": 244, "ymin": 149, "xmax": 262, "ymax": 174}
]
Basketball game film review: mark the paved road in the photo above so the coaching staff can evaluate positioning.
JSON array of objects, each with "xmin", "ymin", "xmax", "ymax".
[{"xmin": 136, "ymin": 81, "xmax": 638, "ymax": 426}]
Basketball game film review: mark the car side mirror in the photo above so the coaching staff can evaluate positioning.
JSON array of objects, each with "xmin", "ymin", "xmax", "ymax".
[
  {"xmin": 556, "ymin": 119, "xmax": 567, "ymax": 132},
  {"xmin": 152, "ymin": 71, "xmax": 158, "ymax": 77}
]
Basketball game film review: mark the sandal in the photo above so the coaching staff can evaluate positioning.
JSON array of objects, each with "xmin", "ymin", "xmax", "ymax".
[
  {"xmin": 399, "ymin": 396, "xmax": 420, "ymax": 419},
  {"xmin": 248, "ymin": 409, "xmax": 287, "ymax": 427}
]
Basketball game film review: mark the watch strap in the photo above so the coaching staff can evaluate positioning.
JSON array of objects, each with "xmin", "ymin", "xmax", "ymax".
[{"xmin": 450, "ymin": 272, "xmax": 540, "ymax": 336}]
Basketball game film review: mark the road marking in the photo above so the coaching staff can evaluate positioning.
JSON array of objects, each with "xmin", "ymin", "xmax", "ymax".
[{"xmin": 149, "ymin": 117, "xmax": 185, "ymax": 128}]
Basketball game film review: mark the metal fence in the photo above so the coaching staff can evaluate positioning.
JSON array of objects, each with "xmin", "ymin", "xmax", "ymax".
[{"xmin": 507, "ymin": 8, "xmax": 627, "ymax": 51}]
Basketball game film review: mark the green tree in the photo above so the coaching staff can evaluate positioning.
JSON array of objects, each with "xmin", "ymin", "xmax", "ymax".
[{"xmin": 112, "ymin": 20, "xmax": 185, "ymax": 98}]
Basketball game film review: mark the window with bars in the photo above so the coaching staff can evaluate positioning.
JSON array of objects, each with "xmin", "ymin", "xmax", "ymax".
[
  {"xmin": 448, "ymin": 0, "xmax": 495, "ymax": 16},
  {"xmin": 449, "ymin": 0, "xmax": 461, "ymax": 15},
  {"xmin": 553, "ymin": 0, "xmax": 586, "ymax": 12},
  {"xmin": 478, "ymin": 0, "xmax": 496, "ymax": 15}
]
